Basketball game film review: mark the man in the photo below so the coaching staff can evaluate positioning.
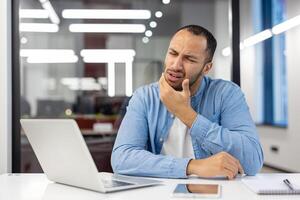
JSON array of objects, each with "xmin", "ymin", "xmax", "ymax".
[{"xmin": 111, "ymin": 25, "xmax": 264, "ymax": 179}]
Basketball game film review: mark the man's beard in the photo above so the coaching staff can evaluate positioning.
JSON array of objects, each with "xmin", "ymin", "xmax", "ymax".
[{"xmin": 164, "ymin": 64, "xmax": 205, "ymax": 91}]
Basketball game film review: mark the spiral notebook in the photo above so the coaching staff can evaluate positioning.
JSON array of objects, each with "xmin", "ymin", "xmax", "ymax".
[{"xmin": 242, "ymin": 173, "xmax": 300, "ymax": 195}]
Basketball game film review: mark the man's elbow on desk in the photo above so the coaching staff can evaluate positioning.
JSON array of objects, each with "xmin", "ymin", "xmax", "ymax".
[
  {"xmin": 242, "ymin": 152, "xmax": 264, "ymax": 176},
  {"xmin": 111, "ymin": 149, "xmax": 123, "ymax": 174}
]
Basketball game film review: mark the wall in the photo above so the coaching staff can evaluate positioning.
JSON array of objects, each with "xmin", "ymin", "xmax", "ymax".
[
  {"xmin": 258, "ymin": 0, "xmax": 300, "ymax": 172},
  {"xmin": 0, "ymin": 0, "xmax": 12, "ymax": 174},
  {"xmin": 239, "ymin": 0, "xmax": 300, "ymax": 171},
  {"xmin": 213, "ymin": 0, "xmax": 231, "ymax": 81}
]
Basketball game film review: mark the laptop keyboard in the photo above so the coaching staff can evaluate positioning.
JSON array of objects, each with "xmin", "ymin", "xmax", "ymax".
[{"xmin": 102, "ymin": 179, "xmax": 134, "ymax": 188}]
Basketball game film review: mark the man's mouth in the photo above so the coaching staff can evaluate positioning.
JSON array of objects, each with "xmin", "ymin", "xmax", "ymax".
[{"xmin": 166, "ymin": 71, "xmax": 184, "ymax": 83}]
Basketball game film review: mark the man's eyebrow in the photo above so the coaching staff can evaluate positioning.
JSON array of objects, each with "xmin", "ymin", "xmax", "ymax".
[
  {"xmin": 185, "ymin": 54, "xmax": 199, "ymax": 60},
  {"xmin": 169, "ymin": 48, "xmax": 177, "ymax": 52},
  {"xmin": 169, "ymin": 48, "xmax": 199, "ymax": 60}
]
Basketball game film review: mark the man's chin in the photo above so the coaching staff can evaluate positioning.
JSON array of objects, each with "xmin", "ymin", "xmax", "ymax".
[{"xmin": 168, "ymin": 81, "xmax": 183, "ymax": 91}]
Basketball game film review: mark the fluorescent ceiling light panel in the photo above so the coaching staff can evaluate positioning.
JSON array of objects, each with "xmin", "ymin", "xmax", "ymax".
[
  {"xmin": 81, "ymin": 49, "xmax": 135, "ymax": 97},
  {"xmin": 83, "ymin": 57, "xmax": 134, "ymax": 63},
  {"xmin": 107, "ymin": 62, "xmax": 115, "ymax": 97},
  {"xmin": 69, "ymin": 24, "xmax": 146, "ymax": 33},
  {"xmin": 125, "ymin": 61, "xmax": 133, "ymax": 97},
  {"xmin": 62, "ymin": 9, "xmax": 151, "ymax": 19},
  {"xmin": 272, "ymin": 15, "xmax": 300, "ymax": 34},
  {"xmin": 221, "ymin": 14, "xmax": 300, "ymax": 57},
  {"xmin": 61, "ymin": 77, "xmax": 94, "ymax": 85},
  {"xmin": 39, "ymin": 0, "xmax": 60, "ymax": 24},
  {"xmin": 61, "ymin": 77, "xmax": 100, "ymax": 91},
  {"xmin": 20, "ymin": 23, "xmax": 59, "ymax": 32},
  {"xmin": 69, "ymin": 84, "xmax": 100, "ymax": 91},
  {"xmin": 221, "ymin": 43, "xmax": 245, "ymax": 57},
  {"xmin": 27, "ymin": 55, "xmax": 78, "ymax": 63},
  {"xmin": 20, "ymin": 49, "xmax": 75, "ymax": 57},
  {"xmin": 81, "ymin": 49, "xmax": 135, "ymax": 63},
  {"xmin": 221, "ymin": 47, "xmax": 231, "ymax": 57},
  {"xmin": 19, "ymin": 9, "xmax": 49, "ymax": 18},
  {"xmin": 243, "ymin": 29, "xmax": 272, "ymax": 47},
  {"xmin": 81, "ymin": 49, "xmax": 136, "ymax": 57}
]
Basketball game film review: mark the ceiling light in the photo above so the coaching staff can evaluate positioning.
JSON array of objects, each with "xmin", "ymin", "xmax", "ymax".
[
  {"xmin": 107, "ymin": 62, "xmax": 115, "ymax": 97},
  {"xmin": 20, "ymin": 23, "xmax": 59, "ymax": 32},
  {"xmin": 19, "ymin": 9, "xmax": 49, "ymax": 18},
  {"xmin": 125, "ymin": 60, "xmax": 133, "ymax": 97},
  {"xmin": 155, "ymin": 11, "xmax": 163, "ymax": 18},
  {"xmin": 69, "ymin": 24, "xmax": 146, "ymax": 33},
  {"xmin": 149, "ymin": 21, "xmax": 157, "ymax": 28},
  {"xmin": 243, "ymin": 29, "xmax": 272, "ymax": 47},
  {"xmin": 62, "ymin": 9, "xmax": 151, "ymax": 19},
  {"xmin": 26, "ymin": 55, "xmax": 78, "ymax": 63},
  {"xmin": 61, "ymin": 77, "xmax": 100, "ymax": 91},
  {"xmin": 221, "ymin": 13, "xmax": 300, "ymax": 57},
  {"xmin": 81, "ymin": 49, "xmax": 135, "ymax": 62},
  {"xmin": 20, "ymin": 49, "xmax": 75, "ymax": 57},
  {"xmin": 39, "ymin": 0, "xmax": 60, "ymax": 24},
  {"xmin": 145, "ymin": 30, "xmax": 153, "ymax": 37},
  {"xmin": 162, "ymin": 0, "xmax": 171, "ymax": 4},
  {"xmin": 81, "ymin": 49, "xmax": 135, "ymax": 97},
  {"xmin": 272, "ymin": 15, "xmax": 300, "ymax": 34},
  {"xmin": 142, "ymin": 37, "xmax": 149, "ymax": 43},
  {"xmin": 221, "ymin": 47, "xmax": 231, "ymax": 57},
  {"xmin": 20, "ymin": 37, "xmax": 28, "ymax": 44}
]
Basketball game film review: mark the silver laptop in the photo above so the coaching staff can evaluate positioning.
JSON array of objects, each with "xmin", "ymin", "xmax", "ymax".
[{"xmin": 20, "ymin": 119, "xmax": 161, "ymax": 193}]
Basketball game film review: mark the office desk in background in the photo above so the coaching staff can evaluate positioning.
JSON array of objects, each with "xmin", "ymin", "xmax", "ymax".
[{"xmin": 1, "ymin": 173, "xmax": 300, "ymax": 200}]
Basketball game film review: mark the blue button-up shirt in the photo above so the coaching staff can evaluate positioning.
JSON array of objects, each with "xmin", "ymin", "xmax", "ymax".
[{"xmin": 111, "ymin": 76, "xmax": 264, "ymax": 178}]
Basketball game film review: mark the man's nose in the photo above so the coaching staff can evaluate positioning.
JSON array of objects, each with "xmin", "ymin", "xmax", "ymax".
[{"xmin": 171, "ymin": 56, "xmax": 183, "ymax": 71}]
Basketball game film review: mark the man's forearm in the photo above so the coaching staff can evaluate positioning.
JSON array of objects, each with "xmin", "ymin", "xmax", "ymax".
[
  {"xmin": 188, "ymin": 114, "xmax": 263, "ymax": 175},
  {"xmin": 175, "ymin": 106, "xmax": 197, "ymax": 128}
]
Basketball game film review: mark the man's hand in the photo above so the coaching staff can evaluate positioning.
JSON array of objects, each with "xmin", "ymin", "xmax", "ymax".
[
  {"xmin": 159, "ymin": 74, "xmax": 197, "ymax": 128},
  {"xmin": 187, "ymin": 152, "xmax": 244, "ymax": 180}
]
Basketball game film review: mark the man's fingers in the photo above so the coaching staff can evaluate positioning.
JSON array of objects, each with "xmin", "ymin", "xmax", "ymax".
[
  {"xmin": 223, "ymin": 161, "xmax": 238, "ymax": 177},
  {"xmin": 160, "ymin": 73, "xmax": 174, "ymax": 91},
  {"xmin": 222, "ymin": 168, "xmax": 235, "ymax": 180},
  {"xmin": 159, "ymin": 73, "xmax": 168, "ymax": 92},
  {"xmin": 182, "ymin": 79, "xmax": 190, "ymax": 96},
  {"xmin": 159, "ymin": 73, "xmax": 165, "ymax": 86},
  {"xmin": 223, "ymin": 152, "xmax": 244, "ymax": 174}
]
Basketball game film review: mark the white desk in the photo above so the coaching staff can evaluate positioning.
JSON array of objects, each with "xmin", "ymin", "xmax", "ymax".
[{"xmin": 1, "ymin": 173, "xmax": 300, "ymax": 200}]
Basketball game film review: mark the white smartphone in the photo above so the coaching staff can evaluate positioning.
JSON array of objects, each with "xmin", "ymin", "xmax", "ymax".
[{"xmin": 172, "ymin": 183, "xmax": 221, "ymax": 198}]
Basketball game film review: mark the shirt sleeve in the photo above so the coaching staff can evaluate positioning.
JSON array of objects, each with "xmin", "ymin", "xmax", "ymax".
[
  {"xmin": 111, "ymin": 87, "xmax": 191, "ymax": 178},
  {"xmin": 189, "ymin": 85, "xmax": 264, "ymax": 175}
]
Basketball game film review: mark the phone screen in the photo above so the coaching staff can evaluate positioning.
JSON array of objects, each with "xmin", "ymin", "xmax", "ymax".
[{"xmin": 173, "ymin": 184, "xmax": 220, "ymax": 197}]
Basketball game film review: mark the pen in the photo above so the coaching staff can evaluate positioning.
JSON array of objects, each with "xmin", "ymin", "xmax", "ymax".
[{"xmin": 283, "ymin": 179, "xmax": 295, "ymax": 191}]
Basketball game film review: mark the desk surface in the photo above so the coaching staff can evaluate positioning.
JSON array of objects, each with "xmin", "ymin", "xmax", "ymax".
[{"xmin": 1, "ymin": 173, "xmax": 300, "ymax": 200}]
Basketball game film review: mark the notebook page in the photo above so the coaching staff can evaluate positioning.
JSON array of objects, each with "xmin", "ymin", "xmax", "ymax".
[{"xmin": 242, "ymin": 173, "xmax": 300, "ymax": 194}]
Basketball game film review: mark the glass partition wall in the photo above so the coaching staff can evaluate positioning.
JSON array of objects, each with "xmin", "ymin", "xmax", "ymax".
[
  {"xmin": 239, "ymin": 0, "xmax": 293, "ymax": 127},
  {"xmin": 16, "ymin": 0, "xmax": 232, "ymax": 172}
]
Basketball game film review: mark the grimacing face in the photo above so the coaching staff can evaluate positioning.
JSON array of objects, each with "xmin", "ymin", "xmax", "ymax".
[{"xmin": 163, "ymin": 29, "xmax": 212, "ymax": 93}]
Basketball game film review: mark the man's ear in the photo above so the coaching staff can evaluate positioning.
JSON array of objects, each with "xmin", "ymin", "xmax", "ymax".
[{"xmin": 203, "ymin": 62, "xmax": 213, "ymax": 75}]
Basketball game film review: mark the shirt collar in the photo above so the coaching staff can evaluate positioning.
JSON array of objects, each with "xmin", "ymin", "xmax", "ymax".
[{"xmin": 191, "ymin": 76, "xmax": 207, "ymax": 100}]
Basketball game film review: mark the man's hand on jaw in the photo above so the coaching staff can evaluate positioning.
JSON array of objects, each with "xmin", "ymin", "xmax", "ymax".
[
  {"xmin": 159, "ymin": 74, "xmax": 197, "ymax": 128},
  {"xmin": 187, "ymin": 151, "xmax": 245, "ymax": 180}
]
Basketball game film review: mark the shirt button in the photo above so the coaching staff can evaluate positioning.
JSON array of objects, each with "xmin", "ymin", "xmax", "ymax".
[
  {"xmin": 159, "ymin": 138, "xmax": 163, "ymax": 143},
  {"xmin": 170, "ymin": 114, "xmax": 175, "ymax": 118}
]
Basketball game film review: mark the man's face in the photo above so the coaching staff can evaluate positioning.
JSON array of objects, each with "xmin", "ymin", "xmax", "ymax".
[{"xmin": 164, "ymin": 30, "xmax": 210, "ymax": 91}]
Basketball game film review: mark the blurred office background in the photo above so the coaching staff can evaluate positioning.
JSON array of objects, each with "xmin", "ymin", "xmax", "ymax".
[{"xmin": 1, "ymin": 0, "xmax": 300, "ymax": 174}]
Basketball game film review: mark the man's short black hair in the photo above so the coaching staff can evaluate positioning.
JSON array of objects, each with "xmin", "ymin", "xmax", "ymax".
[{"xmin": 176, "ymin": 25, "xmax": 217, "ymax": 62}]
